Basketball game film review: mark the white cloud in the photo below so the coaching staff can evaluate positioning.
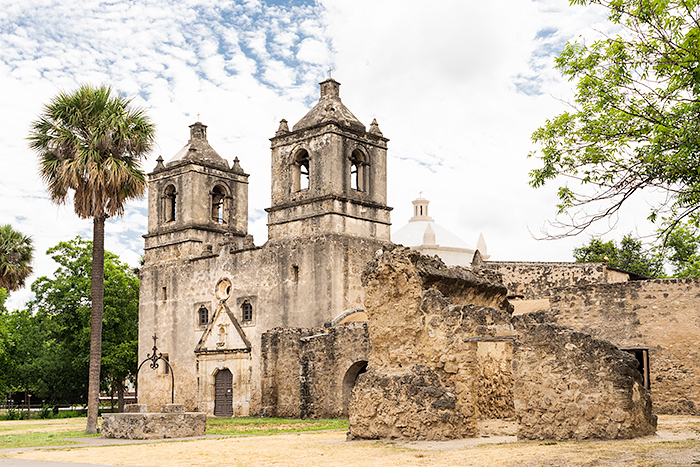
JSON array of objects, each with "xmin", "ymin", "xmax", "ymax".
[{"xmin": 0, "ymin": 0, "xmax": 655, "ymax": 311}]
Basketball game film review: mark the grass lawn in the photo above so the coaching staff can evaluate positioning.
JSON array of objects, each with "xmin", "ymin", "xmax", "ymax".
[
  {"xmin": 0, "ymin": 415, "xmax": 348, "ymax": 449},
  {"xmin": 0, "ymin": 417, "xmax": 99, "ymax": 449},
  {"xmin": 205, "ymin": 417, "xmax": 348, "ymax": 435}
]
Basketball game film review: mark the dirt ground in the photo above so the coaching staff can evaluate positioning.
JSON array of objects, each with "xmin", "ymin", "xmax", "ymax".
[{"xmin": 3, "ymin": 415, "xmax": 700, "ymax": 467}]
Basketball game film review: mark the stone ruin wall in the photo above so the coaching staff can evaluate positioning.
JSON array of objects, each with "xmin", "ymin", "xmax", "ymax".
[
  {"xmin": 348, "ymin": 247, "xmax": 657, "ymax": 441},
  {"xmin": 348, "ymin": 248, "xmax": 517, "ymax": 440},
  {"xmin": 486, "ymin": 262, "xmax": 608, "ymax": 300},
  {"xmin": 548, "ymin": 278, "xmax": 700, "ymax": 415},
  {"xmin": 260, "ymin": 322, "xmax": 370, "ymax": 419},
  {"xmin": 512, "ymin": 313, "xmax": 656, "ymax": 440}
]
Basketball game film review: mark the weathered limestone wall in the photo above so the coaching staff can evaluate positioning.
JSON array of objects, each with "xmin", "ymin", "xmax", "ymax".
[
  {"xmin": 101, "ymin": 405, "xmax": 206, "ymax": 439},
  {"xmin": 348, "ymin": 247, "xmax": 515, "ymax": 440},
  {"xmin": 486, "ymin": 262, "xmax": 609, "ymax": 299},
  {"xmin": 473, "ymin": 340, "xmax": 514, "ymax": 419},
  {"xmin": 512, "ymin": 314, "xmax": 657, "ymax": 440},
  {"xmin": 260, "ymin": 322, "xmax": 370, "ymax": 419},
  {"xmin": 548, "ymin": 278, "xmax": 700, "ymax": 415},
  {"xmin": 139, "ymin": 232, "xmax": 385, "ymax": 416}
]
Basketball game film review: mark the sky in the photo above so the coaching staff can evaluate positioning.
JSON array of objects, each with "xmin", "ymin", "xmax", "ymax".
[{"xmin": 0, "ymin": 0, "xmax": 655, "ymax": 310}]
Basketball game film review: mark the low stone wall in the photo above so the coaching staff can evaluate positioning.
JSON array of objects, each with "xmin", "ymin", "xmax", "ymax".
[
  {"xmin": 349, "ymin": 247, "xmax": 515, "ymax": 440},
  {"xmin": 512, "ymin": 315, "xmax": 657, "ymax": 440},
  {"xmin": 485, "ymin": 262, "xmax": 608, "ymax": 299},
  {"xmin": 260, "ymin": 322, "xmax": 370, "ymax": 418},
  {"xmin": 350, "ymin": 365, "xmax": 472, "ymax": 440},
  {"xmin": 101, "ymin": 404, "xmax": 206, "ymax": 439},
  {"xmin": 549, "ymin": 278, "xmax": 700, "ymax": 415}
]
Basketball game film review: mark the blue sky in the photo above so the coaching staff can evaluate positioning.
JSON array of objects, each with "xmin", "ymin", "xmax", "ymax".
[{"xmin": 1, "ymin": 0, "xmax": 650, "ymax": 309}]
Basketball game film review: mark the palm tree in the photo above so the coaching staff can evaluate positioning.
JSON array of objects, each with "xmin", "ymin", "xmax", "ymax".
[
  {"xmin": 0, "ymin": 224, "xmax": 33, "ymax": 292},
  {"xmin": 28, "ymin": 84, "xmax": 155, "ymax": 434}
]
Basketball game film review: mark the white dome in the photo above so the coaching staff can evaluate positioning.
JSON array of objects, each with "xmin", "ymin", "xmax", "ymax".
[
  {"xmin": 392, "ymin": 221, "xmax": 471, "ymax": 250},
  {"xmin": 391, "ymin": 195, "xmax": 489, "ymax": 267}
]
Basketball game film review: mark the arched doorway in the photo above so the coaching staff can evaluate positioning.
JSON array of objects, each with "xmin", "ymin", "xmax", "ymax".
[
  {"xmin": 341, "ymin": 361, "xmax": 368, "ymax": 417},
  {"xmin": 214, "ymin": 369, "xmax": 233, "ymax": 417}
]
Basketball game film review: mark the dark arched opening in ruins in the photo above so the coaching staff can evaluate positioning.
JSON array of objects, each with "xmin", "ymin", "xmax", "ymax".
[{"xmin": 342, "ymin": 360, "xmax": 368, "ymax": 417}]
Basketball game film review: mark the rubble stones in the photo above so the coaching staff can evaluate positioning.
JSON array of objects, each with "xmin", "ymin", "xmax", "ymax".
[
  {"xmin": 349, "ymin": 246, "xmax": 514, "ymax": 440},
  {"xmin": 512, "ymin": 316, "xmax": 657, "ymax": 440}
]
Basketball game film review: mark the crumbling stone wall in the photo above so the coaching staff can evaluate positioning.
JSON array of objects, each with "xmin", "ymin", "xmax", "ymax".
[
  {"xmin": 349, "ymin": 247, "xmax": 657, "ymax": 442},
  {"xmin": 548, "ymin": 278, "xmax": 700, "ymax": 415},
  {"xmin": 348, "ymin": 247, "xmax": 515, "ymax": 440},
  {"xmin": 260, "ymin": 322, "xmax": 370, "ymax": 418},
  {"xmin": 485, "ymin": 262, "xmax": 611, "ymax": 299},
  {"xmin": 512, "ymin": 313, "xmax": 657, "ymax": 440}
]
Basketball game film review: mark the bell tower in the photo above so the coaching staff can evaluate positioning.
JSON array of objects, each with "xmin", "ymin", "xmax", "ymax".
[
  {"xmin": 266, "ymin": 79, "xmax": 392, "ymax": 241},
  {"xmin": 144, "ymin": 122, "xmax": 252, "ymax": 262}
]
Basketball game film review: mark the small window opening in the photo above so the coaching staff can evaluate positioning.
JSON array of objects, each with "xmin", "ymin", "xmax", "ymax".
[
  {"xmin": 420, "ymin": 206, "xmax": 423, "ymax": 215},
  {"xmin": 350, "ymin": 150, "xmax": 366, "ymax": 192},
  {"xmin": 198, "ymin": 306, "xmax": 209, "ymax": 326},
  {"xmin": 621, "ymin": 347, "xmax": 651, "ymax": 390},
  {"xmin": 162, "ymin": 354, "xmax": 169, "ymax": 375},
  {"xmin": 211, "ymin": 186, "xmax": 226, "ymax": 223},
  {"xmin": 164, "ymin": 185, "xmax": 176, "ymax": 222},
  {"xmin": 291, "ymin": 265, "xmax": 299, "ymax": 283},
  {"xmin": 161, "ymin": 286, "xmax": 167, "ymax": 301},
  {"xmin": 293, "ymin": 150, "xmax": 310, "ymax": 192},
  {"xmin": 241, "ymin": 300, "xmax": 253, "ymax": 322}
]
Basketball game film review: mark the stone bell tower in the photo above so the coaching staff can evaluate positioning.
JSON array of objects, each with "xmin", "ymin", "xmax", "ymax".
[
  {"xmin": 267, "ymin": 79, "xmax": 392, "ymax": 241},
  {"xmin": 143, "ymin": 122, "xmax": 252, "ymax": 262}
]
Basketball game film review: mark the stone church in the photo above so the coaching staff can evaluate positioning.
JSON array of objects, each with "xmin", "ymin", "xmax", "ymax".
[
  {"xmin": 138, "ymin": 78, "xmax": 391, "ymax": 416},
  {"xmin": 138, "ymin": 78, "xmax": 700, "ymax": 422}
]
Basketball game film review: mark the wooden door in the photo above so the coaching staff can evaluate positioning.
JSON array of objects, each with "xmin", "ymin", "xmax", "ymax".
[{"xmin": 214, "ymin": 369, "xmax": 233, "ymax": 416}]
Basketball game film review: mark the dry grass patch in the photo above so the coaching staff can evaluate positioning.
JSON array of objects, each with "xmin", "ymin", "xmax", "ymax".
[
  {"xmin": 3, "ymin": 415, "xmax": 699, "ymax": 467},
  {"xmin": 0, "ymin": 417, "xmax": 87, "ymax": 435}
]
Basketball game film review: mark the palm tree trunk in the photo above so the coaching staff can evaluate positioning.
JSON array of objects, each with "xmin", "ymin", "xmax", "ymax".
[
  {"xmin": 117, "ymin": 380, "xmax": 125, "ymax": 413},
  {"xmin": 85, "ymin": 215, "xmax": 105, "ymax": 434}
]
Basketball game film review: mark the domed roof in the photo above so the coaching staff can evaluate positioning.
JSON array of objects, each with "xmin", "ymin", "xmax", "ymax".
[
  {"xmin": 393, "ymin": 220, "xmax": 471, "ymax": 250},
  {"xmin": 392, "ymin": 196, "xmax": 489, "ymax": 266},
  {"xmin": 166, "ymin": 122, "xmax": 229, "ymax": 170},
  {"xmin": 292, "ymin": 79, "xmax": 366, "ymax": 133}
]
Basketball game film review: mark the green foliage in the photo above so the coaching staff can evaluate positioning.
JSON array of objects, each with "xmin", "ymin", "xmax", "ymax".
[
  {"xmin": 573, "ymin": 234, "xmax": 665, "ymax": 277},
  {"xmin": 0, "ymin": 225, "xmax": 33, "ymax": 292},
  {"xmin": 659, "ymin": 219, "xmax": 700, "ymax": 276},
  {"xmin": 1, "ymin": 237, "xmax": 139, "ymax": 405},
  {"xmin": 38, "ymin": 405, "xmax": 52, "ymax": 419},
  {"xmin": 28, "ymin": 84, "xmax": 155, "ymax": 220},
  {"xmin": 530, "ymin": 0, "xmax": 700, "ymax": 238}
]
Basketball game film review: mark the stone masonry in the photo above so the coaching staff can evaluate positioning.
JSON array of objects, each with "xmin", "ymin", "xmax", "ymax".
[
  {"xmin": 512, "ymin": 313, "xmax": 657, "ymax": 440},
  {"xmin": 348, "ymin": 247, "xmax": 657, "ymax": 441},
  {"xmin": 101, "ymin": 404, "xmax": 206, "ymax": 439},
  {"xmin": 548, "ymin": 278, "xmax": 700, "ymax": 415},
  {"xmin": 260, "ymin": 322, "xmax": 370, "ymax": 419},
  {"xmin": 348, "ymin": 246, "xmax": 514, "ymax": 440}
]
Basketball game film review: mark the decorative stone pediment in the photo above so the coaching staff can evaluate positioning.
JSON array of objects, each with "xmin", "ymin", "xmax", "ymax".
[{"xmin": 195, "ymin": 303, "xmax": 251, "ymax": 354}]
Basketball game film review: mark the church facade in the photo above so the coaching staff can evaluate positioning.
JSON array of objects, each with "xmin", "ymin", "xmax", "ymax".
[{"xmin": 137, "ymin": 79, "xmax": 392, "ymax": 416}]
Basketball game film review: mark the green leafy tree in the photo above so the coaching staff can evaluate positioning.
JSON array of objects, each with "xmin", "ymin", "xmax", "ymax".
[
  {"xmin": 2, "ymin": 308, "xmax": 45, "ymax": 409},
  {"xmin": 661, "ymin": 220, "xmax": 700, "ymax": 276},
  {"xmin": 574, "ymin": 234, "xmax": 664, "ymax": 277},
  {"xmin": 26, "ymin": 238, "xmax": 139, "ymax": 408},
  {"xmin": 0, "ymin": 225, "xmax": 33, "ymax": 292},
  {"xmin": 529, "ymin": 0, "xmax": 700, "ymax": 237},
  {"xmin": 28, "ymin": 85, "xmax": 154, "ymax": 432}
]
